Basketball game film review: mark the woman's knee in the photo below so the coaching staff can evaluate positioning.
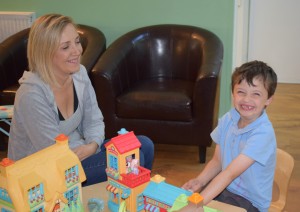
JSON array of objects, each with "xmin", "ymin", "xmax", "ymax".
[{"xmin": 137, "ymin": 135, "xmax": 154, "ymax": 150}]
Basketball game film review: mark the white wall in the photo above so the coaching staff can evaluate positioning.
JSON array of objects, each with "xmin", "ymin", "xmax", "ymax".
[
  {"xmin": 234, "ymin": 0, "xmax": 300, "ymax": 83},
  {"xmin": 232, "ymin": 0, "xmax": 250, "ymax": 69}
]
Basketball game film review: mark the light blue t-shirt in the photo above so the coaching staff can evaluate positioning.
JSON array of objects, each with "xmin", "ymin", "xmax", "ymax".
[{"xmin": 211, "ymin": 108, "xmax": 276, "ymax": 212}]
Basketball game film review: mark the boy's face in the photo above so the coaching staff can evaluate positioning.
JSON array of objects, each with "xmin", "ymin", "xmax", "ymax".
[{"xmin": 232, "ymin": 77, "xmax": 273, "ymax": 127}]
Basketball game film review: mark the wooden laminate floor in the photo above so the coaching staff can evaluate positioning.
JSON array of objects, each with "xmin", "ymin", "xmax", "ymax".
[
  {"xmin": 0, "ymin": 83, "xmax": 299, "ymax": 211},
  {"xmin": 151, "ymin": 83, "xmax": 300, "ymax": 212}
]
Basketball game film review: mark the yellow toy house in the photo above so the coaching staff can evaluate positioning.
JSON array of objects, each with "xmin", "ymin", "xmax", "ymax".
[
  {"xmin": 0, "ymin": 134, "xmax": 86, "ymax": 212},
  {"xmin": 105, "ymin": 129, "xmax": 151, "ymax": 212}
]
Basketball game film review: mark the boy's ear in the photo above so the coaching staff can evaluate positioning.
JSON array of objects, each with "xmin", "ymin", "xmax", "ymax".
[{"xmin": 266, "ymin": 95, "xmax": 274, "ymax": 106}]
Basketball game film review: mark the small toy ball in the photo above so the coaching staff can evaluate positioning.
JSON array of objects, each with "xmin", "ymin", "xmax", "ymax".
[{"xmin": 88, "ymin": 198, "xmax": 104, "ymax": 212}]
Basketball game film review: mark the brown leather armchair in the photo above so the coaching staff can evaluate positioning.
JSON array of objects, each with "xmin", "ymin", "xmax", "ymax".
[
  {"xmin": 0, "ymin": 24, "xmax": 106, "ymax": 105},
  {"xmin": 91, "ymin": 24, "xmax": 223, "ymax": 163}
]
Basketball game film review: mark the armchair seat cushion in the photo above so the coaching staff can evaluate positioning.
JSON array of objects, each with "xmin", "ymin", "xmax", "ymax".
[{"xmin": 116, "ymin": 79, "xmax": 193, "ymax": 121}]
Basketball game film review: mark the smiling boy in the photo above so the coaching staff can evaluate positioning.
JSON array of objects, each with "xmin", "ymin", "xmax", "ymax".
[{"xmin": 182, "ymin": 61, "xmax": 277, "ymax": 212}]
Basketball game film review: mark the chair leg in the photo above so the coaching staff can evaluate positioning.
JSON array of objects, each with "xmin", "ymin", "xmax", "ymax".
[{"xmin": 199, "ymin": 146, "xmax": 206, "ymax": 163}]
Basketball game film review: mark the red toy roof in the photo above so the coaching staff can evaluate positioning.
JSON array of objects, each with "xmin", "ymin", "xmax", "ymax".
[{"xmin": 105, "ymin": 131, "xmax": 141, "ymax": 154}]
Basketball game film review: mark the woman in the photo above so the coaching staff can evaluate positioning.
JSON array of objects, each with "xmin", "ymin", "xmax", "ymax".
[{"xmin": 7, "ymin": 14, "xmax": 154, "ymax": 186}]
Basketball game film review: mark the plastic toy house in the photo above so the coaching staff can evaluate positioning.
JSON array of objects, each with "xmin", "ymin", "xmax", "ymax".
[
  {"xmin": 105, "ymin": 129, "xmax": 151, "ymax": 212},
  {"xmin": 143, "ymin": 175, "xmax": 192, "ymax": 212},
  {"xmin": 104, "ymin": 129, "xmax": 204, "ymax": 212},
  {"xmin": 0, "ymin": 134, "xmax": 86, "ymax": 212}
]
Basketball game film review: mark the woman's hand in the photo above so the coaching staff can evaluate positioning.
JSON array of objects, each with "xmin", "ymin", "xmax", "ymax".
[{"xmin": 72, "ymin": 142, "xmax": 99, "ymax": 161}]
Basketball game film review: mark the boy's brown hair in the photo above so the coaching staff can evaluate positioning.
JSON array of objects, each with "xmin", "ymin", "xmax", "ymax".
[{"xmin": 231, "ymin": 60, "xmax": 277, "ymax": 98}]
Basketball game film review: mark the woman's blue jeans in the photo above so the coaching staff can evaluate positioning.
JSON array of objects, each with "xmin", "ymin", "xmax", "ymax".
[{"xmin": 81, "ymin": 135, "xmax": 154, "ymax": 187}]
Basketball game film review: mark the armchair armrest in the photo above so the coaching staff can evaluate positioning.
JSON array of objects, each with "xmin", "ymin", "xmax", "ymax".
[
  {"xmin": 0, "ymin": 28, "xmax": 29, "ymax": 92},
  {"xmin": 91, "ymin": 44, "xmax": 130, "ymax": 120},
  {"xmin": 77, "ymin": 24, "xmax": 106, "ymax": 73},
  {"xmin": 193, "ymin": 37, "xmax": 223, "ymax": 126},
  {"xmin": 91, "ymin": 37, "xmax": 139, "ymax": 96}
]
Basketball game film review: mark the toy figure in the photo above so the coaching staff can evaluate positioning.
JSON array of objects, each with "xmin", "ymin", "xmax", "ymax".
[{"xmin": 130, "ymin": 159, "xmax": 139, "ymax": 175}]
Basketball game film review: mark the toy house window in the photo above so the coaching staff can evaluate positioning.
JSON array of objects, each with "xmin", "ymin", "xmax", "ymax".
[
  {"xmin": 108, "ymin": 154, "xmax": 118, "ymax": 170},
  {"xmin": 137, "ymin": 194, "xmax": 144, "ymax": 211},
  {"xmin": 147, "ymin": 198, "xmax": 157, "ymax": 206},
  {"xmin": 65, "ymin": 165, "xmax": 79, "ymax": 187},
  {"xmin": 2, "ymin": 208, "xmax": 13, "ymax": 212},
  {"xmin": 158, "ymin": 202, "xmax": 168, "ymax": 210},
  {"xmin": 32, "ymin": 206, "xmax": 45, "ymax": 212},
  {"xmin": 64, "ymin": 186, "xmax": 79, "ymax": 208},
  {"xmin": 125, "ymin": 154, "xmax": 136, "ymax": 171},
  {"xmin": 126, "ymin": 154, "xmax": 135, "ymax": 164},
  {"xmin": 108, "ymin": 191, "xmax": 119, "ymax": 202},
  {"xmin": 0, "ymin": 187, "xmax": 12, "ymax": 203},
  {"xmin": 28, "ymin": 184, "xmax": 45, "ymax": 208}
]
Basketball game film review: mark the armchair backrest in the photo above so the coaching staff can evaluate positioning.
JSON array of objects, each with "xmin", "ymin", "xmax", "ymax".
[
  {"xmin": 98, "ymin": 24, "xmax": 223, "ymax": 83},
  {"xmin": 77, "ymin": 24, "xmax": 106, "ymax": 74},
  {"xmin": 0, "ymin": 24, "xmax": 106, "ymax": 103},
  {"xmin": 0, "ymin": 28, "xmax": 29, "ymax": 91}
]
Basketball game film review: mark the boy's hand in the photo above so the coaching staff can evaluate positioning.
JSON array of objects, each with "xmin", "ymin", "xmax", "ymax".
[{"xmin": 182, "ymin": 178, "xmax": 202, "ymax": 193}]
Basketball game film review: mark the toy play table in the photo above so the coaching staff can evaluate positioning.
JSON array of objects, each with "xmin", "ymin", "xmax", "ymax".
[
  {"xmin": 82, "ymin": 181, "xmax": 247, "ymax": 212},
  {"xmin": 0, "ymin": 105, "xmax": 13, "ymax": 136}
]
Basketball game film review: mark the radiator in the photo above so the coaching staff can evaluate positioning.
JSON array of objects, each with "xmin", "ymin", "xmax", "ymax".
[{"xmin": 0, "ymin": 11, "xmax": 36, "ymax": 42}]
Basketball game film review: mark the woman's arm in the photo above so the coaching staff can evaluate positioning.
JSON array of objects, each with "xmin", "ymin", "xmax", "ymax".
[
  {"xmin": 80, "ymin": 83, "xmax": 105, "ymax": 146},
  {"xmin": 13, "ymin": 86, "xmax": 60, "ymax": 150},
  {"xmin": 72, "ymin": 141, "xmax": 99, "ymax": 161},
  {"xmin": 75, "ymin": 66, "xmax": 105, "ymax": 158}
]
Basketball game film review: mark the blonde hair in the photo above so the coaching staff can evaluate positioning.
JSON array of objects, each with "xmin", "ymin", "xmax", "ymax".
[{"xmin": 27, "ymin": 14, "xmax": 77, "ymax": 85}]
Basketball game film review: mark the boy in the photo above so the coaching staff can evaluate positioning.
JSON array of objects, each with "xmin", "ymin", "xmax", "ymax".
[{"xmin": 182, "ymin": 60, "xmax": 277, "ymax": 211}]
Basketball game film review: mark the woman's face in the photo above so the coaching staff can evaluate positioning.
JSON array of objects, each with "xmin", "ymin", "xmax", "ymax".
[{"xmin": 52, "ymin": 23, "xmax": 83, "ymax": 79}]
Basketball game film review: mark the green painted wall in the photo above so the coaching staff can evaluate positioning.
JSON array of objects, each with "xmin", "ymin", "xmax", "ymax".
[{"xmin": 1, "ymin": 0, "xmax": 234, "ymax": 116}]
